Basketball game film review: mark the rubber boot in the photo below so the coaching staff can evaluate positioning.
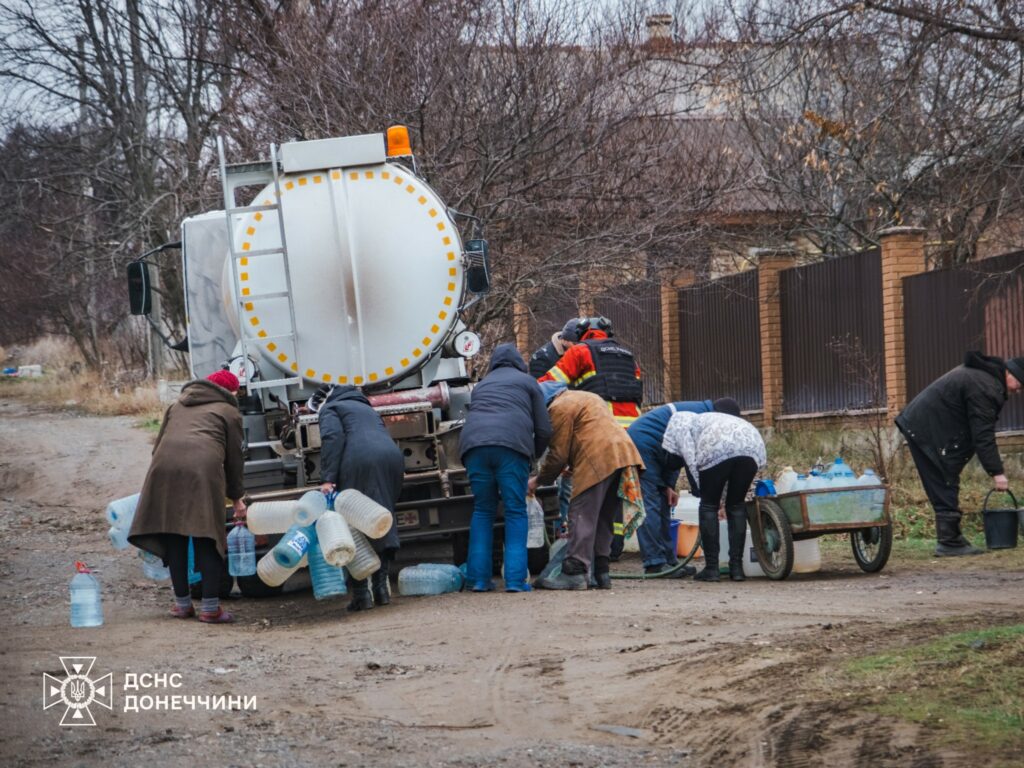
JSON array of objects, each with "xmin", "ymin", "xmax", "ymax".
[
  {"xmin": 726, "ymin": 504, "xmax": 748, "ymax": 582},
  {"xmin": 371, "ymin": 554, "xmax": 391, "ymax": 606},
  {"xmin": 346, "ymin": 575, "xmax": 374, "ymax": 611},
  {"xmin": 934, "ymin": 517, "xmax": 984, "ymax": 557},
  {"xmin": 593, "ymin": 555, "xmax": 612, "ymax": 590},
  {"xmin": 694, "ymin": 503, "xmax": 721, "ymax": 582}
]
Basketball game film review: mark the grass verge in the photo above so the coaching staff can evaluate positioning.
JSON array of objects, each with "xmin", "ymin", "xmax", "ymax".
[{"xmin": 836, "ymin": 624, "xmax": 1024, "ymax": 764}]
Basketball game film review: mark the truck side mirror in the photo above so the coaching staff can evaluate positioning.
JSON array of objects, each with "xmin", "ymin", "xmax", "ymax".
[
  {"xmin": 127, "ymin": 261, "xmax": 152, "ymax": 315},
  {"xmin": 465, "ymin": 239, "xmax": 490, "ymax": 294}
]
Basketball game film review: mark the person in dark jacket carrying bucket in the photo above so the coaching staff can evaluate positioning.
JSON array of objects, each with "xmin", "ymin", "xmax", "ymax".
[
  {"xmin": 318, "ymin": 385, "xmax": 405, "ymax": 609},
  {"xmin": 627, "ymin": 397, "xmax": 741, "ymax": 576},
  {"xmin": 460, "ymin": 343, "xmax": 553, "ymax": 592},
  {"xmin": 895, "ymin": 351, "xmax": 1023, "ymax": 557}
]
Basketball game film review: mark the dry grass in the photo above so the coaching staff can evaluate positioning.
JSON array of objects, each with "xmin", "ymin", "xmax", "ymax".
[{"xmin": 1, "ymin": 336, "xmax": 166, "ymax": 420}]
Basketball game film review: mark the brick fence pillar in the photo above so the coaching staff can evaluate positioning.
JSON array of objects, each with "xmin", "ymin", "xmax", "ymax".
[
  {"xmin": 879, "ymin": 226, "xmax": 927, "ymax": 419},
  {"xmin": 661, "ymin": 270, "xmax": 695, "ymax": 402},
  {"xmin": 756, "ymin": 249, "xmax": 797, "ymax": 425}
]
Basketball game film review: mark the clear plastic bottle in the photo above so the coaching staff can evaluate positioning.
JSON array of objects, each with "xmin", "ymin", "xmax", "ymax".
[
  {"xmin": 227, "ymin": 523, "xmax": 257, "ymax": 577},
  {"xmin": 105, "ymin": 493, "xmax": 139, "ymax": 527},
  {"xmin": 826, "ymin": 457, "xmax": 857, "ymax": 488},
  {"xmin": 334, "ymin": 489, "xmax": 392, "ymax": 538},
  {"xmin": 70, "ymin": 562, "xmax": 103, "ymax": 628},
  {"xmin": 306, "ymin": 529, "xmax": 347, "ymax": 600},
  {"xmin": 139, "ymin": 550, "xmax": 170, "ymax": 580},
  {"xmin": 108, "ymin": 525, "xmax": 130, "ymax": 550},
  {"xmin": 247, "ymin": 500, "xmax": 301, "ymax": 535},
  {"xmin": 295, "ymin": 490, "xmax": 329, "ymax": 526},
  {"xmin": 398, "ymin": 564, "xmax": 464, "ymax": 596},
  {"xmin": 857, "ymin": 468, "xmax": 880, "ymax": 486},
  {"xmin": 273, "ymin": 524, "xmax": 313, "ymax": 568},
  {"xmin": 792, "ymin": 474, "xmax": 808, "ymax": 492},
  {"xmin": 526, "ymin": 495, "xmax": 545, "ymax": 548},
  {"xmin": 776, "ymin": 466, "xmax": 798, "ymax": 494},
  {"xmin": 805, "ymin": 472, "xmax": 827, "ymax": 490}
]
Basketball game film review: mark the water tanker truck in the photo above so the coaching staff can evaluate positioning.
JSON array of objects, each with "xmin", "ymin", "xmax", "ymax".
[{"xmin": 127, "ymin": 127, "xmax": 554, "ymax": 595}]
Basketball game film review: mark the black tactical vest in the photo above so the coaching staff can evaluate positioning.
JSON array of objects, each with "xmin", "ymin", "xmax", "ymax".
[{"xmin": 576, "ymin": 339, "xmax": 643, "ymax": 403}]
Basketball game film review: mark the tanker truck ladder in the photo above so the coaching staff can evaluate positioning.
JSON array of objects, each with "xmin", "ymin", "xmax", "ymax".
[{"xmin": 217, "ymin": 136, "xmax": 302, "ymax": 391}]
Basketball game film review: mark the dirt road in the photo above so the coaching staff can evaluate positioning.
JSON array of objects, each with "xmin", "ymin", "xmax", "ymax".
[{"xmin": 1, "ymin": 398, "xmax": 1021, "ymax": 767}]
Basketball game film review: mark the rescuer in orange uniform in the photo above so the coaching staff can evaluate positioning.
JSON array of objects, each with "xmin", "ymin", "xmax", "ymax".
[{"xmin": 538, "ymin": 316, "xmax": 643, "ymax": 559}]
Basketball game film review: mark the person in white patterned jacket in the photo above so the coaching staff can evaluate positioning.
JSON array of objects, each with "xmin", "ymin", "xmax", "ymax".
[{"xmin": 662, "ymin": 411, "xmax": 766, "ymax": 583}]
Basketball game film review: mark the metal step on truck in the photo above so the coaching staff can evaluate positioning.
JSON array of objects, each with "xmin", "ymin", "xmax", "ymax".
[{"xmin": 127, "ymin": 126, "xmax": 556, "ymax": 596}]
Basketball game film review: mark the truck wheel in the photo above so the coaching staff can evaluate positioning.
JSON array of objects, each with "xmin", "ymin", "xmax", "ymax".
[
  {"xmin": 236, "ymin": 573, "xmax": 284, "ymax": 598},
  {"xmin": 527, "ymin": 545, "xmax": 550, "ymax": 576},
  {"xmin": 189, "ymin": 560, "xmax": 235, "ymax": 599},
  {"xmin": 451, "ymin": 531, "xmax": 505, "ymax": 576}
]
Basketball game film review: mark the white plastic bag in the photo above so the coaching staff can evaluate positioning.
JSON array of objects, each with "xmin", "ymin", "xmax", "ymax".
[{"xmin": 526, "ymin": 495, "xmax": 545, "ymax": 548}]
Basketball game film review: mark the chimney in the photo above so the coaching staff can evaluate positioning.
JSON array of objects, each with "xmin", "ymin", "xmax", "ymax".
[{"xmin": 646, "ymin": 14, "xmax": 673, "ymax": 42}]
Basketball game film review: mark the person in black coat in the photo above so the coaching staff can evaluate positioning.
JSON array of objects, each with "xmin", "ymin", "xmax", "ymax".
[
  {"xmin": 528, "ymin": 317, "xmax": 582, "ymax": 378},
  {"xmin": 317, "ymin": 386, "xmax": 404, "ymax": 609},
  {"xmin": 896, "ymin": 352, "xmax": 1023, "ymax": 556},
  {"xmin": 460, "ymin": 343, "xmax": 553, "ymax": 592}
]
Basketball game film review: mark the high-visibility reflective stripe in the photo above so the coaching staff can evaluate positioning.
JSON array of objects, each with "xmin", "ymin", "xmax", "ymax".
[
  {"xmin": 614, "ymin": 415, "xmax": 638, "ymax": 427},
  {"xmin": 549, "ymin": 367, "xmax": 570, "ymax": 384},
  {"xmin": 571, "ymin": 370, "xmax": 596, "ymax": 387},
  {"xmin": 613, "ymin": 522, "xmax": 624, "ymax": 535}
]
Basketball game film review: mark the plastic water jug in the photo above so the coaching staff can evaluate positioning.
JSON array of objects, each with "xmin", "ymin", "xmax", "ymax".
[
  {"xmin": 108, "ymin": 526, "xmax": 130, "ymax": 550},
  {"xmin": 805, "ymin": 472, "xmax": 827, "ymax": 490},
  {"xmin": 315, "ymin": 511, "xmax": 356, "ymax": 567},
  {"xmin": 139, "ymin": 550, "xmax": 170, "ymax": 580},
  {"xmin": 227, "ymin": 523, "xmax": 257, "ymax": 577},
  {"xmin": 273, "ymin": 524, "xmax": 313, "ymax": 568},
  {"xmin": 187, "ymin": 538, "xmax": 201, "ymax": 584},
  {"xmin": 334, "ymin": 489, "xmax": 393, "ymax": 538},
  {"xmin": 295, "ymin": 490, "xmax": 328, "ymax": 526},
  {"xmin": 792, "ymin": 474, "xmax": 808, "ymax": 492},
  {"xmin": 306, "ymin": 529, "xmax": 347, "ymax": 600},
  {"xmin": 105, "ymin": 493, "xmax": 139, "ymax": 527},
  {"xmin": 526, "ymin": 495, "xmax": 545, "ymax": 548},
  {"xmin": 70, "ymin": 562, "xmax": 103, "ymax": 628},
  {"xmin": 857, "ymin": 468, "xmax": 880, "ymax": 486},
  {"xmin": 776, "ymin": 467, "xmax": 798, "ymax": 494},
  {"xmin": 398, "ymin": 564, "xmax": 464, "ymax": 595},
  {"xmin": 347, "ymin": 530, "xmax": 382, "ymax": 581},
  {"xmin": 826, "ymin": 457, "xmax": 857, "ymax": 488},
  {"xmin": 256, "ymin": 549, "xmax": 308, "ymax": 587},
  {"xmin": 247, "ymin": 500, "xmax": 301, "ymax": 534}
]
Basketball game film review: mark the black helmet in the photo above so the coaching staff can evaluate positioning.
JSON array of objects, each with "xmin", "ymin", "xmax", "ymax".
[
  {"xmin": 575, "ymin": 316, "xmax": 613, "ymax": 338},
  {"xmin": 306, "ymin": 383, "xmax": 335, "ymax": 412}
]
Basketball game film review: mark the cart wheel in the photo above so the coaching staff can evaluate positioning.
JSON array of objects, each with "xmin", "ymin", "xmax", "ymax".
[
  {"xmin": 753, "ymin": 498, "xmax": 794, "ymax": 580},
  {"xmin": 851, "ymin": 523, "xmax": 893, "ymax": 572}
]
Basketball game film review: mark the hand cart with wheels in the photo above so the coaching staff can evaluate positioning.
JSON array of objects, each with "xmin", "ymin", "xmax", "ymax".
[{"xmin": 746, "ymin": 485, "xmax": 892, "ymax": 580}]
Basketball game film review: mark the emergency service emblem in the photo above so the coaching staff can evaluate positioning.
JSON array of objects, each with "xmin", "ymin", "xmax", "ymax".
[{"xmin": 43, "ymin": 656, "xmax": 114, "ymax": 726}]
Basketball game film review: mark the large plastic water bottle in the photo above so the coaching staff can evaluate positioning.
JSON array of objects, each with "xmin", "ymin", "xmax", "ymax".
[
  {"xmin": 526, "ymin": 495, "xmax": 545, "ymax": 548},
  {"xmin": 105, "ymin": 493, "xmax": 139, "ymax": 550},
  {"xmin": 273, "ymin": 524, "xmax": 313, "ymax": 568},
  {"xmin": 139, "ymin": 550, "xmax": 170, "ymax": 580},
  {"xmin": 857, "ymin": 468, "xmax": 880, "ymax": 486},
  {"xmin": 792, "ymin": 474, "xmax": 808, "ymax": 492},
  {"xmin": 306, "ymin": 529, "xmax": 347, "ymax": 600},
  {"xmin": 70, "ymin": 562, "xmax": 103, "ymax": 628},
  {"xmin": 805, "ymin": 472, "xmax": 827, "ymax": 490},
  {"xmin": 108, "ymin": 526, "xmax": 130, "ymax": 550},
  {"xmin": 295, "ymin": 491, "xmax": 328, "ymax": 526},
  {"xmin": 826, "ymin": 457, "xmax": 857, "ymax": 488},
  {"xmin": 227, "ymin": 523, "xmax": 257, "ymax": 577},
  {"xmin": 398, "ymin": 564, "xmax": 464, "ymax": 596}
]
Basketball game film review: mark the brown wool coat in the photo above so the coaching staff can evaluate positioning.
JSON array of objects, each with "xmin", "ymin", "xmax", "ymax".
[
  {"xmin": 129, "ymin": 380, "xmax": 244, "ymax": 561},
  {"xmin": 536, "ymin": 390, "xmax": 644, "ymax": 498}
]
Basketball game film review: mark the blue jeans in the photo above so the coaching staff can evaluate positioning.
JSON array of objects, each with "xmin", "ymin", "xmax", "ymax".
[
  {"xmin": 636, "ymin": 474, "xmax": 673, "ymax": 568},
  {"xmin": 464, "ymin": 446, "xmax": 531, "ymax": 590}
]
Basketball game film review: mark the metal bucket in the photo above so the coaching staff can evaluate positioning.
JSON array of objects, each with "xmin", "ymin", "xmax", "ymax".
[{"xmin": 982, "ymin": 490, "xmax": 1019, "ymax": 550}]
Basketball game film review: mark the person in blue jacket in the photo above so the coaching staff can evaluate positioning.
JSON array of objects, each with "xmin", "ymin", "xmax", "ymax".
[
  {"xmin": 628, "ymin": 397, "xmax": 741, "ymax": 575},
  {"xmin": 460, "ymin": 343, "xmax": 553, "ymax": 592}
]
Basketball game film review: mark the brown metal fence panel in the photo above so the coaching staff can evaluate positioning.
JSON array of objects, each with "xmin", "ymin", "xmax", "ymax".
[
  {"xmin": 904, "ymin": 250, "xmax": 1024, "ymax": 431},
  {"xmin": 594, "ymin": 283, "xmax": 666, "ymax": 405},
  {"xmin": 677, "ymin": 270, "xmax": 762, "ymax": 410},
  {"xmin": 780, "ymin": 249, "xmax": 886, "ymax": 414}
]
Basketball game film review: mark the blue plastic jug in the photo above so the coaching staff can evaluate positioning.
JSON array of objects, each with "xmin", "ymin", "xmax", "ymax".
[
  {"xmin": 273, "ymin": 524, "xmax": 313, "ymax": 568},
  {"xmin": 227, "ymin": 523, "xmax": 257, "ymax": 577},
  {"xmin": 306, "ymin": 529, "xmax": 347, "ymax": 600},
  {"xmin": 187, "ymin": 538, "xmax": 201, "ymax": 584},
  {"xmin": 70, "ymin": 562, "xmax": 103, "ymax": 628}
]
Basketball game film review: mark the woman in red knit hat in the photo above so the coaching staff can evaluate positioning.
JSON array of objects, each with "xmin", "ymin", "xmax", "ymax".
[{"xmin": 129, "ymin": 370, "xmax": 247, "ymax": 623}]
